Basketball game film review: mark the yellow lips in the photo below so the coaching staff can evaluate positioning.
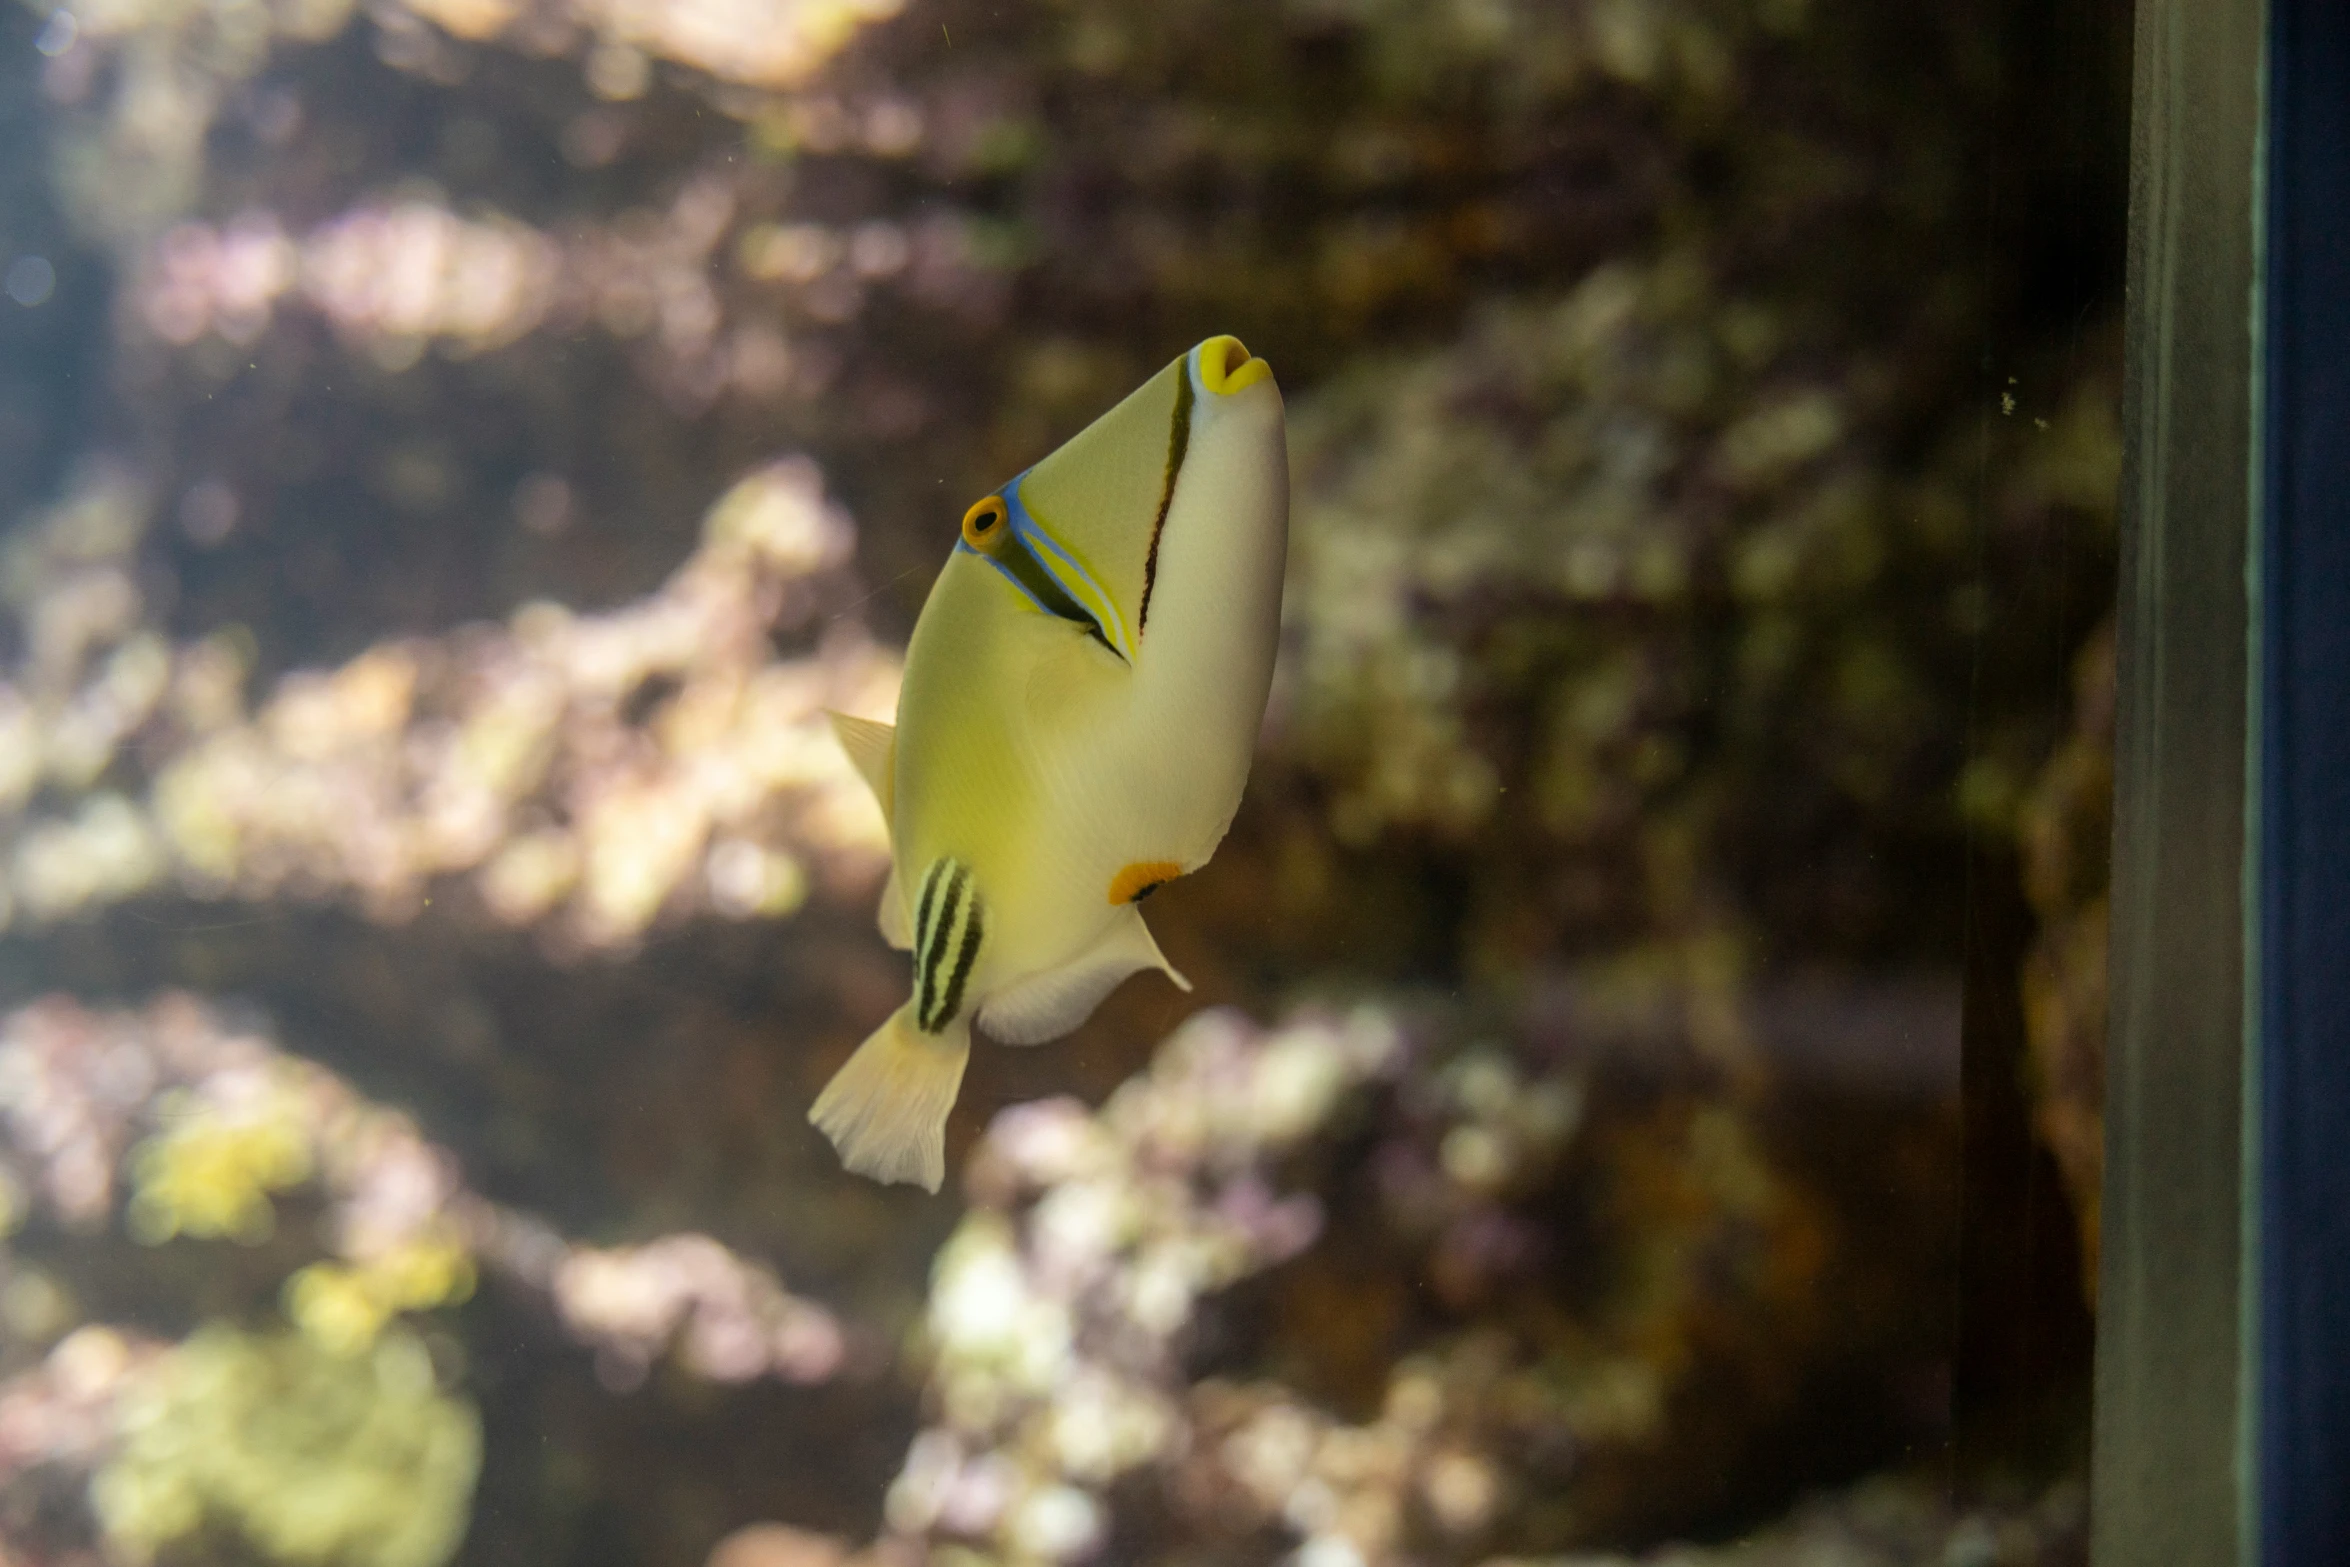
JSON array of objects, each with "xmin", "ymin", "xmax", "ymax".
[{"xmin": 1198, "ymin": 335, "xmax": 1273, "ymax": 395}]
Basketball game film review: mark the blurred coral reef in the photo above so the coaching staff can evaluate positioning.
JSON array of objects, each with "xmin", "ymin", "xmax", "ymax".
[
  {"xmin": 0, "ymin": 459, "xmax": 894, "ymax": 949},
  {"xmin": 1516, "ymin": 1475, "xmax": 2086, "ymax": 1566},
  {"xmin": 888, "ymin": 1010, "xmax": 1396, "ymax": 1565},
  {"xmin": 0, "ymin": 993, "xmax": 846, "ymax": 1374},
  {"xmin": 0, "ymin": 992, "xmax": 853, "ymax": 1561},
  {"xmin": 0, "ymin": 0, "xmax": 2122, "ymax": 1561},
  {"xmin": 92, "ymin": 1322, "xmax": 479, "ymax": 1567}
]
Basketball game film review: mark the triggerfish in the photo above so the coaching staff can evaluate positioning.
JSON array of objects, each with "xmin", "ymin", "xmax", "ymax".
[{"xmin": 813, "ymin": 336, "xmax": 1290, "ymax": 1190}]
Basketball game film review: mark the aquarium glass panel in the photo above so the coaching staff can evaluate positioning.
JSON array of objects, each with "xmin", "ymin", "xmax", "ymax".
[{"xmin": 0, "ymin": 1, "xmax": 2128, "ymax": 1562}]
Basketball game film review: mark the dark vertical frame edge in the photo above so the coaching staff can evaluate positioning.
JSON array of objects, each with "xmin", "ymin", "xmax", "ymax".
[
  {"xmin": 2092, "ymin": 0, "xmax": 2264, "ymax": 1563},
  {"xmin": 2258, "ymin": 1, "xmax": 2350, "ymax": 1561}
]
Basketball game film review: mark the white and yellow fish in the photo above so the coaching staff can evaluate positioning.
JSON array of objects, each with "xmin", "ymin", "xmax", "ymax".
[{"xmin": 813, "ymin": 335, "xmax": 1290, "ymax": 1190}]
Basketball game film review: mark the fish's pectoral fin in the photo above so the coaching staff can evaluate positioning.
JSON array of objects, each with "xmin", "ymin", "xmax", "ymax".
[
  {"xmin": 877, "ymin": 863, "xmax": 912, "ymax": 950},
  {"xmin": 826, "ymin": 710, "xmax": 897, "ymax": 832},
  {"xmin": 977, "ymin": 906, "xmax": 1189, "ymax": 1046},
  {"xmin": 1023, "ymin": 624, "xmax": 1130, "ymax": 730},
  {"xmin": 809, "ymin": 1004, "xmax": 970, "ymax": 1193}
]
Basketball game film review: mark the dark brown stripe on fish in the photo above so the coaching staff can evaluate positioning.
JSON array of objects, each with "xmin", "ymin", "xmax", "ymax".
[
  {"xmin": 935, "ymin": 899, "xmax": 985, "ymax": 1028},
  {"xmin": 912, "ymin": 859, "xmax": 946, "ymax": 961},
  {"xmin": 1138, "ymin": 360, "xmax": 1193, "ymax": 635},
  {"xmin": 917, "ymin": 863, "xmax": 969, "ymax": 1032}
]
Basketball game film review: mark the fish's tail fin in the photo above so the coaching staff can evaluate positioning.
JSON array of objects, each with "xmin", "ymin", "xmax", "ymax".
[{"xmin": 809, "ymin": 1006, "xmax": 971, "ymax": 1193}]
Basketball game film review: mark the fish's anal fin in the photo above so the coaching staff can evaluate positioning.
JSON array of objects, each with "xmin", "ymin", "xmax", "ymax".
[
  {"xmin": 1138, "ymin": 910, "xmax": 1193, "ymax": 992},
  {"xmin": 877, "ymin": 863, "xmax": 912, "ymax": 950},
  {"xmin": 809, "ymin": 1006, "xmax": 970, "ymax": 1193},
  {"xmin": 826, "ymin": 710, "xmax": 897, "ymax": 832},
  {"xmin": 978, "ymin": 906, "xmax": 1190, "ymax": 1047}
]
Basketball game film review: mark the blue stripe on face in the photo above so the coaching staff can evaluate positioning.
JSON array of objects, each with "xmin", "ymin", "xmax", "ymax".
[
  {"xmin": 958, "ymin": 537, "xmax": 1058, "ymax": 618},
  {"xmin": 958, "ymin": 474, "xmax": 1130, "ymax": 662},
  {"xmin": 1005, "ymin": 477, "xmax": 1134, "ymax": 660}
]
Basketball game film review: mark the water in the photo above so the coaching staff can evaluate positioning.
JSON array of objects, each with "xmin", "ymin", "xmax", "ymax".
[{"xmin": 0, "ymin": 1, "xmax": 2125, "ymax": 1563}]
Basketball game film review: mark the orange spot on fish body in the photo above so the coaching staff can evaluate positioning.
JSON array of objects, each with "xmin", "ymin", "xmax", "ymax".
[{"xmin": 1109, "ymin": 860, "xmax": 1183, "ymax": 904}]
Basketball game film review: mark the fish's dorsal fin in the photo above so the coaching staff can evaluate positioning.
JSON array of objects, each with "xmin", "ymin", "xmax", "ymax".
[
  {"xmin": 976, "ymin": 906, "xmax": 1191, "ymax": 1046},
  {"xmin": 828, "ymin": 711, "xmax": 909, "ymax": 947},
  {"xmin": 827, "ymin": 710, "xmax": 897, "ymax": 831},
  {"xmin": 876, "ymin": 865, "xmax": 912, "ymax": 950}
]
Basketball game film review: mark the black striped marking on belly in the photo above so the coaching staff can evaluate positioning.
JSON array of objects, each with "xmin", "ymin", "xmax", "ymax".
[{"xmin": 913, "ymin": 858, "xmax": 986, "ymax": 1033}]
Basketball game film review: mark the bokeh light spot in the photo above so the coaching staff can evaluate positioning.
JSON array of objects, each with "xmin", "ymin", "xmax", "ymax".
[
  {"xmin": 33, "ymin": 10, "xmax": 75, "ymax": 56},
  {"xmin": 5, "ymin": 256, "xmax": 57, "ymax": 307}
]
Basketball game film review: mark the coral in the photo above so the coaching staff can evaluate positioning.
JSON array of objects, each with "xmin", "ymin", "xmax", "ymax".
[
  {"xmin": 886, "ymin": 1007, "xmax": 1402, "ymax": 1565},
  {"xmin": 0, "ymin": 460, "xmax": 895, "ymax": 949},
  {"xmin": 1273, "ymin": 261, "xmax": 2123, "ymax": 982},
  {"xmin": 25, "ymin": 0, "xmax": 903, "ymax": 259},
  {"xmin": 139, "ymin": 202, "xmax": 561, "ymax": 359},
  {"xmin": 89, "ymin": 1322, "xmax": 481, "ymax": 1567},
  {"xmin": 876, "ymin": 995, "xmax": 1913, "ymax": 1565},
  {"xmin": 130, "ymin": 175, "xmax": 773, "ymax": 395},
  {"xmin": 0, "ymin": 1326, "xmax": 166, "ymax": 1488},
  {"xmin": 378, "ymin": 0, "xmax": 909, "ymax": 96},
  {"xmin": 284, "ymin": 1234, "xmax": 476, "ymax": 1359},
  {"xmin": 1504, "ymin": 1473, "xmax": 2087, "ymax": 1566},
  {"xmin": 704, "ymin": 1523, "xmax": 850, "ymax": 1567},
  {"xmin": 551, "ymin": 1233, "xmax": 847, "ymax": 1390},
  {"xmin": 0, "ymin": 994, "xmax": 847, "ymax": 1382},
  {"xmin": 125, "ymin": 1075, "xmax": 314, "ymax": 1244}
]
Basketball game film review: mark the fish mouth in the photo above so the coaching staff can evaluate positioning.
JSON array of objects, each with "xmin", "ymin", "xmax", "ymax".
[{"xmin": 1196, "ymin": 335, "xmax": 1272, "ymax": 396}]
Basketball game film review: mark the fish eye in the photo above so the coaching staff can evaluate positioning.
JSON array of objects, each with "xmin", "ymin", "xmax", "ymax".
[{"xmin": 961, "ymin": 495, "xmax": 1009, "ymax": 552}]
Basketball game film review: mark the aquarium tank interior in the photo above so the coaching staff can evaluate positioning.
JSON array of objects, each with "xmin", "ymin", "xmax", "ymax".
[{"xmin": 0, "ymin": 0, "xmax": 2130, "ymax": 1563}]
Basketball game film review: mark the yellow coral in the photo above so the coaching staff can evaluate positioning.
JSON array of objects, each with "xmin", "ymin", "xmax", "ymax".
[
  {"xmin": 126, "ymin": 1086, "xmax": 312, "ymax": 1246},
  {"xmin": 371, "ymin": 1235, "xmax": 477, "ymax": 1312},
  {"xmin": 287, "ymin": 1235, "xmax": 478, "ymax": 1356},
  {"xmin": 92, "ymin": 1323, "xmax": 480, "ymax": 1567},
  {"xmin": 285, "ymin": 1266, "xmax": 393, "ymax": 1359}
]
